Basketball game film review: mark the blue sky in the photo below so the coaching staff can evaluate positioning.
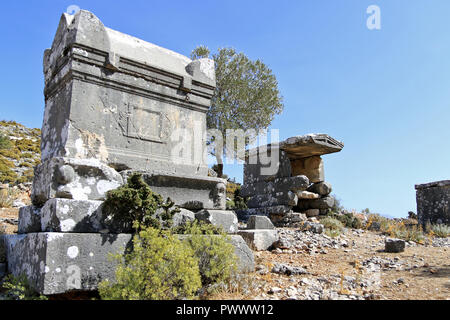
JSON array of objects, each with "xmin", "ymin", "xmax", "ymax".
[{"xmin": 1, "ymin": 1, "xmax": 449, "ymax": 217}]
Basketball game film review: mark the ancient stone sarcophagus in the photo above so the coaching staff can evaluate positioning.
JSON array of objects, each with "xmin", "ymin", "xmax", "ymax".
[
  {"xmin": 33, "ymin": 10, "xmax": 226, "ymax": 209},
  {"xmin": 239, "ymin": 134, "xmax": 344, "ymax": 225},
  {"xmin": 2, "ymin": 10, "xmax": 256, "ymax": 296}
]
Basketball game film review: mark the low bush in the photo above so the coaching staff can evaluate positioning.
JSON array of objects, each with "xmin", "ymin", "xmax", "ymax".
[
  {"xmin": 428, "ymin": 224, "xmax": 450, "ymax": 238},
  {"xmin": 103, "ymin": 173, "xmax": 179, "ymax": 232},
  {"xmin": 98, "ymin": 227, "xmax": 202, "ymax": 300},
  {"xmin": 321, "ymin": 217, "xmax": 344, "ymax": 237},
  {"xmin": 321, "ymin": 217, "xmax": 345, "ymax": 231},
  {"xmin": 0, "ymin": 187, "xmax": 19, "ymax": 208},
  {"xmin": 326, "ymin": 211, "xmax": 362, "ymax": 229},
  {"xmin": 177, "ymin": 221, "xmax": 238, "ymax": 287},
  {"xmin": 100, "ymin": 177, "xmax": 238, "ymax": 300},
  {"xmin": 0, "ymin": 274, "xmax": 48, "ymax": 300}
]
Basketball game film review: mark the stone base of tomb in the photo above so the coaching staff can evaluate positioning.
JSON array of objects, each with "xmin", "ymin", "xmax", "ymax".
[
  {"xmin": 2, "ymin": 232, "xmax": 133, "ymax": 295},
  {"xmin": 31, "ymin": 157, "xmax": 228, "ymax": 211},
  {"xmin": 2, "ymin": 231, "xmax": 255, "ymax": 295},
  {"xmin": 121, "ymin": 171, "xmax": 228, "ymax": 210}
]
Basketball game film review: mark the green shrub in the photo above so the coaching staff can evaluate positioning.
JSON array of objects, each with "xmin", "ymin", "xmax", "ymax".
[
  {"xmin": 1, "ymin": 274, "xmax": 48, "ymax": 300},
  {"xmin": 0, "ymin": 134, "xmax": 11, "ymax": 150},
  {"xmin": 429, "ymin": 224, "xmax": 450, "ymax": 238},
  {"xmin": 328, "ymin": 194, "xmax": 344, "ymax": 214},
  {"xmin": 176, "ymin": 221, "xmax": 238, "ymax": 287},
  {"xmin": 321, "ymin": 217, "xmax": 345, "ymax": 231},
  {"xmin": 103, "ymin": 173, "xmax": 179, "ymax": 232},
  {"xmin": 0, "ymin": 187, "xmax": 19, "ymax": 208},
  {"xmin": 0, "ymin": 156, "xmax": 17, "ymax": 183},
  {"xmin": 326, "ymin": 212, "xmax": 362, "ymax": 229},
  {"xmin": 226, "ymin": 200, "xmax": 235, "ymax": 210},
  {"xmin": 366, "ymin": 214, "xmax": 391, "ymax": 232},
  {"xmin": 97, "ymin": 227, "xmax": 202, "ymax": 300},
  {"xmin": 324, "ymin": 228, "xmax": 341, "ymax": 238}
]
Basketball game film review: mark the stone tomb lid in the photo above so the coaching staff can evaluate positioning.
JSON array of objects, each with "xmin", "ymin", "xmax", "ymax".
[
  {"xmin": 46, "ymin": 10, "xmax": 215, "ymax": 87},
  {"xmin": 280, "ymin": 134, "xmax": 344, "ymax": 159},
  {"xmin": 415, "ymin": 180, "xmax": 450, "ymax": 190},
  {"xmin": 244, "ymin": 134, "xmax": 344, "ymax": 160}
]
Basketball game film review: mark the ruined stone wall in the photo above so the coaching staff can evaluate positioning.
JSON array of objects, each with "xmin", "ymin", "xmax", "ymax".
[{"xmin": 415, "ymin": 180, "xmax": 449, "ymax": 226}]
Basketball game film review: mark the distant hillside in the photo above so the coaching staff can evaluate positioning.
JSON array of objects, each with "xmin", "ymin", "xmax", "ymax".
[{"xmin": 0, "ymin": 120, "xmax": 41, "ymax": 184}]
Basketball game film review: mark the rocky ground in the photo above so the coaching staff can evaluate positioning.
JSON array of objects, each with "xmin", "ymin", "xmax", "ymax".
[
  {"xmin": 208, "ymin": 227, "xmax": 450, "ymax": 300},
  {"xmin": 1, "ymin": 208, "xmax": 449, "ymax": 300}
]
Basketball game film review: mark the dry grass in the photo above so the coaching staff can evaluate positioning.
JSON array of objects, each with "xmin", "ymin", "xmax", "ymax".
[{"xmin": 0, "ymin": 188, "xmax": 19, "ymax": 208}]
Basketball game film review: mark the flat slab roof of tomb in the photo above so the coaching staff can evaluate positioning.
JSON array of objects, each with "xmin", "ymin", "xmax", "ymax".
[
  {"xmin": 42, "ymin": 10, "xmax": 215, "ymax": 175},
  {"xmin": 246, "ymin": 134, "xmax": 344, "ymax": 159}
]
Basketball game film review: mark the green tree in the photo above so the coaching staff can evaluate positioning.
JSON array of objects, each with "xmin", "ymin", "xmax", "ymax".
[{"xmin": 191, "ymin": 46, "xmax": 284, "ymax": 177}]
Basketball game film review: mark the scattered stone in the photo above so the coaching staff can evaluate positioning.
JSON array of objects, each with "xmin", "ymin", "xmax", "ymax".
[
  {"xmin": 368, "ymin": 221, "xmax": 381, "ymax": 231},
  {"xmin": 271, "ymin": 263, "xmax": 309, "ymax": 276},
  {"xmin": 237, "ymin": 229, "xmax": 278, "ymax": 251},
  {"xmin": 12, "ymin": 200, "xmax": 26, "ymax": 208},
  {"xmin": 268, "ymin": 287, "xmax": 282, "ymax": 294},
  {"xmin": 195, "ymin": 209, "xmax": 238, "ymax": 233},
  {"xmin": 385, "ymin": 238, "xmax": 406, "ymax": 253},
  {"xmin": 246, "ymin": 215, "xmax": 275, "ymax": 230},
  {"xmin": 300, "ymin": 221, "xmax": 324, "ymax": 234},
  {"xmin": 172, "ymin": 208, "xmax": 195, "ymax": 227},
  {"xmin": 307, "ymin": 195, "xmax": 335, "ymax": 210},
  {"xmin": 297, "ymin": 191, "xmax": 320, "ymax": 199},
  {"xmin": 307, "ymin": 182, "xmax": 332, "ymax": 196},
  {"xmin": 305, "ymin": 209, "xmax": 320, "ymax": 217}
]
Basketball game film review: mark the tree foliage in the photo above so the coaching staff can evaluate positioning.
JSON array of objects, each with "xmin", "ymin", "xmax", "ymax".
[
  {"xmin": 103, "ymin": 173, "xmax": 180, "ymax": 233},
  {"xmin": 191, "ymin": 46, "xmax": 284, "ymax": 176},
  {"xmin": 98, "ymin": 227, "xmax": 202, "ymax": 300}
]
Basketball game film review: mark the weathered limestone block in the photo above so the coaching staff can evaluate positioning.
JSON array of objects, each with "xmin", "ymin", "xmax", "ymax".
[
  {"xmin": 280, "ymin": 134, "xmax": 344, "ymax": 158},
  {"xmin": 247, "ymin": 191, "xmax": 298, "ymax": 208},
  {"xmin": 415, "ymin": 180, "xmax": 450, "ymax": 226},
  {"xmin": 299, "ymin": 195, "xmax": 335, "ymax": 210},
  {"xmin": 243, "ymin": 149, "xmax": 292, "ymax": 185},
  {"xmin": 236, "ymin": 205, "xmax": 292, "ymax": 222},
  {"xmin": 291, "ymin": 156, "xmax": 324, "ymax": 183},
  {"xmin": 246, "ymin": 215, "xmax": 275, "ymax": 230},
  {"xmin": 305, "ymin": 209, "xmax": 320, "ymax": 217},
  {"xmin": 121, "ymin": 171, "xmax": 227, "ymax": 210},
  {"xmin": 4, "ymin": 232, "xmax": 133, "ymax": 295},
  {"xmin": 195, "ymin": 210, "xmax": 238, "ymax": 233},
  {"xmin": 178, "ymin": 235, "xmax": 255, "ymax": 272},
  {"xmin": 297, "ymin": 191, "xmax": 320, "ymax": 199},
  {"xmin": 240, "ymin": 175, "xmax": 309, "ymax": 198},
  {"xmin": 300, "ymin": 221, "xmax": 324, "ymax": 234},
  {"xmin": 237, "ymin": 230, "xmax": 278, "ymax": 251},
  {"xmin": 385, "ymin": 238, "xmax": 405, "ymax": 253},
  {"xmin": 18, "ymin": 205, "xmax": 42, "ymax": 234},
  {"xmin": 31, "ymin": 157, "xmax": 123, "ymax": 206},
  {"xmin": 172, "ymin": 208, "xmax": 195, "ymax": 227},
  {"xmin": 40, "ymin": 199, "xmax": 104, "ymax": 233},
  {"xmin": 307, "ymin": 181, "xmax": 332, "ymax": 196},
  {"xmin": 42, "ymin": 10, "xmax": 216, "ymax": 176},
  {"xmin": 0, "ymin": 235, "xmax": 6, "ymax": 263}
]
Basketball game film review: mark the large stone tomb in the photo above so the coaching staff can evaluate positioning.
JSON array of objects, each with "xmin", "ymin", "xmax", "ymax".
[
  {"xmin": 3, "ymin": 10, "xmax": 254, "ymax": 295},
  {"xmin": 239, "ymin": 134, "xmax": 344, "ymax": 225}
]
